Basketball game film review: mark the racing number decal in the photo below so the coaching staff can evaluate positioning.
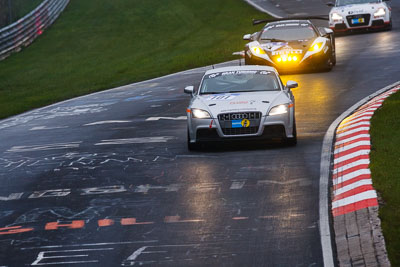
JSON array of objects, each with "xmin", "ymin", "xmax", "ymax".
[{"xmin": 241, "ymin": 119, "xmax": 250, "ymax": 128}]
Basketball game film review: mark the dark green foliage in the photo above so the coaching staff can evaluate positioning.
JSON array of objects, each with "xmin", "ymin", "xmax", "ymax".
[
  {"xmin": 0, "ymin": 0, "xmax": 266, "ymax": 119},
  {"xmin": 370, "ymin": 90, "xmax": 400, "ymax": 266}
]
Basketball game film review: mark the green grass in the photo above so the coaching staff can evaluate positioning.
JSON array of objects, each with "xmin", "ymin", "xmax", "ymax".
[
  {"xmin": 369, "ymin": 90, "xmax": 400, "ymax": 266},
  {"xmin": 0, "ymin": 0, "xmax": 266, "ymax": 119}
]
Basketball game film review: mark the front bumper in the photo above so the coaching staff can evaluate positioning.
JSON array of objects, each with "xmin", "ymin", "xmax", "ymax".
[
  {"xmin": 247, "ymin": 51, "xmax": 330, "ymax": 71},
  {"xmin": 188, "ymin": 112, "xmax": 294, "ymax": 143},
  {"xmin": 329, "ymin": 16, "xmax": 391, "ymax": 32}
]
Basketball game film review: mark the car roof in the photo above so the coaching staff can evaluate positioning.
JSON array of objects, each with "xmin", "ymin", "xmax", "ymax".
[{"xmin": 204, "ymin": 65, "xmax": 278, "ymax": 75}]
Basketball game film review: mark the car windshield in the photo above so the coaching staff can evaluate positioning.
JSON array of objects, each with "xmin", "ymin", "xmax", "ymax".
[
  {"xmin": 336, "ymin": 0, "xmax": 381, "ymax": 6},
  {"xmin": 260, "ymin": 25, "xmax": 316, "ymax": 41},
  {"xmin": 199, "ymin": 70, "xmax": 280, "ymax": 94}
]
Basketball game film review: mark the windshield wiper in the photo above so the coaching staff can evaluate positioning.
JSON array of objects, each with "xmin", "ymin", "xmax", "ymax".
[
  {"xmin": 200, "ymin": 92, "xmax": 224, "ymax": 95},
  {"xmin": 260, "ymin": 38, "xmax": 287, "ymax": 42},
  {"xmin": 227, "ymin": 90, "xmax": 274, "ymax": 93}
]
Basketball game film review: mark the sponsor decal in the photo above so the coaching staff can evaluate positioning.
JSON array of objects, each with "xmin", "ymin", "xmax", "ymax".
[
  {"xmin": 206, "ymin": 70, "xmax": 271, "ymax": 79},
  {"xmin": 241, "ymin": 119, "xmax": 250, "ymax": 128},
  {"xmin": 205, "ymin": 94, "xmax": 239, "ymax": 101},
  {"xmin": 229, "ymin": 101, "xmax": 249, "ymax": 105},
  {"xmin": 272, "ymin": 46, "xmax": 303, "ymax": 56},
  {"xmin": 232, "ymin": 120, "xmax": 242, "ymax": 128}
]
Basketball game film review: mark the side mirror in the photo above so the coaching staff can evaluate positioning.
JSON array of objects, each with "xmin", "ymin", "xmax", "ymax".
[
  {"xmin": 326, "ymin": 2, "xmax": 334, "ymax": 7},
  {"xmin": 184, "ymin": 86, "xmax": 194, "ymax": 95},
  {"xmin": 243, "ymin": 34, "xmax": 251, "ymax": 40},
  {"xmin": 324, "ymin": 28, "xmax": 333, "ymax": 34},
  {"xmin": 286, "ymin": 81, "xmax": 298, "ymax": 89},
  {"xmin": 319, "ymin": 27, "xmax": 334, "ymax": 36}
]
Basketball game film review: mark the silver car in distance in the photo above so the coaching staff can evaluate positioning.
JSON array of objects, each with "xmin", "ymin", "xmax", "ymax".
[{"xmin": 184, "ymin": 66, "xmax": 298, "ymax": 150}]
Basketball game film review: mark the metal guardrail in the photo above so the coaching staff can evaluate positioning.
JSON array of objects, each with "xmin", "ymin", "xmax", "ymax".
[{"xmin": 0, "ymin": 0, "xmax": 69, "ymax": 61}]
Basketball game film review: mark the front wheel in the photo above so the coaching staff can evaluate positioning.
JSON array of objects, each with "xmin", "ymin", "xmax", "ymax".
[
  {"xmin": 187, "ymin": 129, "xmax": 200, "ymax": 151},
  {"xmin": 285, "ymin": 120, "xmax": 297, "ymax": 146},
  {"xmin": 386, "ymin": 19, "xmax": 393, "ymax": 31},
  {"xmin": 321, "ymin": 57, "xmax": 333, "ymax": 72},
  {"xmin": 331, "ymin": 50, "xmax": 336, "ymax": 66}
]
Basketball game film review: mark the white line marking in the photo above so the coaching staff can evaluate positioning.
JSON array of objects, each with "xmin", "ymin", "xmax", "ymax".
[
  {"xmin": 257, "ymin": 178, "xmax": 310, "ymax": 186},
  {"xmin": 126, "ymin": 246, "xmax": 148, "ymax": 261},
  {"xmin": 145, "ymin": 116, "xmax": 186, "ymax": 121},
  {"xmin": 21, "ymin": 240, "xmax": 159, "ymax": 250},
  {"xmin": 332, "ymin": 190, "xmax": 377, "ymax": 208},
  {"xmin": 7, "ymin": 142, "xmax": 81, "ymax": 153},
  {"xmin": 83, "ymin": 120, "xmax": 131, "ymax": 126},
  {"xmin": 32, "ymin": 248, "xmax": 113, "ymax": 265},
  {"xmin": 30, "ymin": 126, "xmax": 68, "ymax": 131},
  {"xmin": 95, "ymin": 136, "xmax": 176, "ymax": 145},
  {"xmin": 134, "ymin": 184, "xmax": 181, "ymax": 193},
  {"xmin": 230, "ymin": 180, "xmax": 246, "ymax": 189}
]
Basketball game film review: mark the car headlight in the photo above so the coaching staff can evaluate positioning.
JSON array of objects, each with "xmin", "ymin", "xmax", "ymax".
[
  {"xmin": 331, "ymin": 12, "xmax": 343, "ymax": 21},
  {"xmin": 374, "ymin": 8, "xmax": 386, "ymax": 18},
  {"xmin": 309, "ymin": 42, "xmax": 324, "ymax": 52},
  {"xmin": 268, "ymin": 104, "xmax": 288, "ymax": 116},
  {"xmin": 192, "ymin": 108, "xmax": 211, "ymax": 119},
  {"xmin": 251, "ymin": 46, "xmax": 266, "ymax": 55}
]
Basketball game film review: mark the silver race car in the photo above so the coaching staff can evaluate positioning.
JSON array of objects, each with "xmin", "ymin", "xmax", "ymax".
[
  {"xmin": 327, "ymin": 0, "xmax": 392, "ymax": 32},
  {"xmin": 184, "ymin": 66, "xmax": 298, "ymax": 150}
]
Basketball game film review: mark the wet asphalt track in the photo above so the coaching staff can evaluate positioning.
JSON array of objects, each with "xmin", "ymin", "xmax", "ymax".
[{"xmin": 0, "ymin": 0, "xmax": 400, "ymax": 266}]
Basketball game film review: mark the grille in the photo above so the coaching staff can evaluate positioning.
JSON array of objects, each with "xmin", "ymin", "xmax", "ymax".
[
  {"xmin": 222, "ymin": 127, "xmax": 259, "ymax": 135},
  {"xmin": 346, "ymin": 14, "xmax": 370, "ymax": 27},
  {"xmin": 218, "ymin": 112, "xmax": 261, "ymax": 121},
  {"xmin": 218, "ymin": 112, "xmax": 262, "ymax": 136}
]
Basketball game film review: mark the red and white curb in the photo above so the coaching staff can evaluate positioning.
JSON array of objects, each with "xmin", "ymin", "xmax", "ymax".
[
  {"xmin": 331, "ymin": 86, "xmax": 399, "ymax": 217},
  {"xmin": 319, "ymin": 81, "xmax": 400, "ymax": 267}
]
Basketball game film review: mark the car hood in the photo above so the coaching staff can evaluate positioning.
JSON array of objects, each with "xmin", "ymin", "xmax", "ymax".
[
  {"xmin": 261, "ymin": 40, "xmax": 312, "ymax": 50},
  {"xmin": 192, "ymin": 91, "xmax": 288, "ymax": 118},
  {"xmin": 331, "ymin": 3, "xmax": 386, "ymax": 15}
]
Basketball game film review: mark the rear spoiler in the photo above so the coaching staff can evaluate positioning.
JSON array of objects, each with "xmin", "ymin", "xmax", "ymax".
[{"xmin": 253, "ymin": 16, "xmax": 329, "ymax": 25}]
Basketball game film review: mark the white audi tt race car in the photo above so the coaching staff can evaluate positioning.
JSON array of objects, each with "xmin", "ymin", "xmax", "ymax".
[
  {"xmin": 327, "ymin": 0, "xmax": 392, "ymax": 32},
  {"xmin": 184, "ymin": 66, "xmax": 298, "ymax": 150}
]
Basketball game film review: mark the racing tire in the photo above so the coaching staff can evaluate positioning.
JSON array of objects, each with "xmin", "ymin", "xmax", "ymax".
[
  {"xmin": 285, "ymin": 120, "xmax": 297, "ymax": 146},
  {"xmin": 331, "ymin": 51, "xmax": 336, "ymax": 66},
  {"xmin": 386, "ymin": 20, "xmax": 393, "ymax": 31},
  {"xmin": 187, "ymin": 130, "xmax": 200, "ymax": 151},
  {"xmin": 322, "ymin": 57, "xmax": 334, "ymax": 72}
]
